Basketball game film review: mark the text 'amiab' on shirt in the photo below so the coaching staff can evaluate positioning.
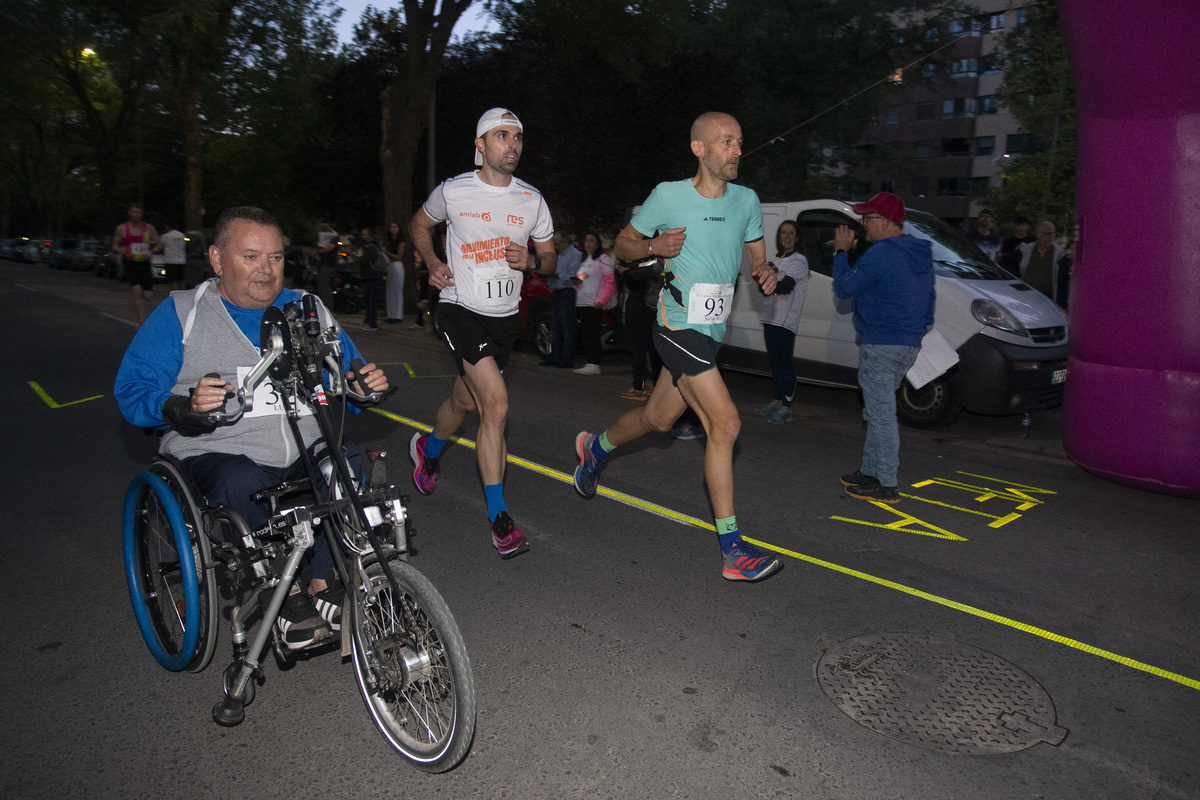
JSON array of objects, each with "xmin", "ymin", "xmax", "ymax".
[
  {"xmin": 421, "ymin": 170, "xmax": 554, "ymax": 318},
  {"xmin": 629, "ymin": 179, "xmax": 764, "ymax": 343}
]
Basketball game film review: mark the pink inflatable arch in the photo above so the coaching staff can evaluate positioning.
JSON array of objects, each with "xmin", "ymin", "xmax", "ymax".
[{"xmin": 1058, "ymin": 0, "xmax": 1200, "ymax": 497}]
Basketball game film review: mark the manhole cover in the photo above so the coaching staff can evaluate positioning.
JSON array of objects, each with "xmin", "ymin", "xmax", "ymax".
[{"xmin": 817, "ymin": 633, "xmax": 1067, "ymax": 754}]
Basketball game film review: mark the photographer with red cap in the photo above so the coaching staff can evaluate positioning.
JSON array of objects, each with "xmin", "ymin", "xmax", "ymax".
[{"xmin": 832, "ymin": 192, "xmax": 936, "ymax": 504}]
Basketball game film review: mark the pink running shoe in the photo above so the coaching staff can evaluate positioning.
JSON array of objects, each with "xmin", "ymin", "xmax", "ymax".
[
  {"xmin": 490, "ymin": 512, "xmax": 529, "ymax": 559},
  {"xmin": 409, "ymin": 432, "xmax": 439, "ymax": 495}
]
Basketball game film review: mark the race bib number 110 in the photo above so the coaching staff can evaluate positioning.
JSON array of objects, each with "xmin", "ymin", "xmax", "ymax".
[{"xmin": 473, "ymin": 267, "xmax": 517, "ymax": 309}]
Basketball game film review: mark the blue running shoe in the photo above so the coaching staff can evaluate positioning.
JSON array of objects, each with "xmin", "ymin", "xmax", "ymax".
[
  {"xmin": 721, "ymin": 541, "xmax": 782, "ymax": 582},
  {"xmin": 573, "ymin": 432, "xmax": 604, "ymax": 499}
]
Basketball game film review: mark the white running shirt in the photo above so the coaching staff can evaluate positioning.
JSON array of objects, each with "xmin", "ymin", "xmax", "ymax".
[
  {"xmin": 421, "ymin": 171, "xmax": 554, "ymax": 317},
  {"xmin": 161, "ymin": 230, "xmax": 187, "ymax": 265}
]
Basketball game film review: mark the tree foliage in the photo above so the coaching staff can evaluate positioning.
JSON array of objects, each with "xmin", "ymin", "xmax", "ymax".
[{"xmin": 987, "ymin": 0, "xmax": 1075, "ymax": 235}]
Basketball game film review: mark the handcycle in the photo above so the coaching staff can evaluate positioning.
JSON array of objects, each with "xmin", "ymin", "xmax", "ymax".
[{"xmin": 121, "ymin": 295, "xmax": 475, "ymax": 772}]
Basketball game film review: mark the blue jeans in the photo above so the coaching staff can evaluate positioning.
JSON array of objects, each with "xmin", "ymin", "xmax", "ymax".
[
  {"xmin": 550, "ymin": 287, "xmax": 578, "ymax": 366},
  {"xmin": 858, "ymin": 344, "xmax": 919, "ymax": 487}
]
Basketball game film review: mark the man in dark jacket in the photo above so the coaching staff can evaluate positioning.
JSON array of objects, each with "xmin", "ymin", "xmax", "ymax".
[
  {"xmin": 833, "ymin": 192, "xmax": 936, "ymax": 503},
  {"xmin": 358, "ymin": 227, "xmax": 388, "ymax": 330}
]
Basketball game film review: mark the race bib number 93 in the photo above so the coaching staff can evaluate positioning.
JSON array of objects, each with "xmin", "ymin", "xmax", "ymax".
[{"xmin": 687, "ymin": 283, "xmax": 734, "ymax": 325}]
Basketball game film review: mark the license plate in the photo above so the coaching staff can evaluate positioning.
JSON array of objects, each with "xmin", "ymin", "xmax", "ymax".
[{"xmin": 1052, "ymin": 369, "xmax": 1067, "ymax": 384}]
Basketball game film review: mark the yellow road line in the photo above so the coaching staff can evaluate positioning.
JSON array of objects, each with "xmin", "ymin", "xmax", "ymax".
[
  {"xmin": 747, "ymin": 538, "xmax": 1200, "ymax": 692},
  {"xmin": 368, "ymin": 407, "xmax": 1200, "ymax": 692},
  {"xmin": 28, "ymin": 381, "xmax": 104, "ymax": 408}
]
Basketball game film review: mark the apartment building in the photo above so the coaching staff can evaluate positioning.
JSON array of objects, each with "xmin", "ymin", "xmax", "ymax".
[{"xmin": 846, "ymin": 1, "xmax": 1031, "ymax": 228}]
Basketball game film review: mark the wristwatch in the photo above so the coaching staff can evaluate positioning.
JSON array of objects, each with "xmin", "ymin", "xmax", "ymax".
[{"xmin": 648, "ymin": 238, "xmax": 654, "ymax": 254}]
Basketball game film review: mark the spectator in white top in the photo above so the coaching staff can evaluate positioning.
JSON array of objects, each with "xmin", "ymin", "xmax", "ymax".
[
  {"xmin": 573, "ymin": 232, "xmax": 616, "ymax": 376},
  {"xmin": 754, "ymin": 220, "xmax": 809, "ymax": 424}
]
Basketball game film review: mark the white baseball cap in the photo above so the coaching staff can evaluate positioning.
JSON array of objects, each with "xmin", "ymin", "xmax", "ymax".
[{"xmin": 474, "ymin": 107, "xmax": 523, "ymax": 166}]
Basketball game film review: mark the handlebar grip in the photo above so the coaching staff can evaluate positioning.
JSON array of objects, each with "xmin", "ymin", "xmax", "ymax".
[
  {"xmin": 203, "ymin": 372, "xmax": 235, "ymax": 402},
  {"xmin": 348, "ymin": 358, "xmax": 397, "ymax": 404}
]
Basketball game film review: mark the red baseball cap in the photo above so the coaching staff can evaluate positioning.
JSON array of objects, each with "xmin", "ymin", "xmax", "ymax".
[{"xmin": 852, "ymin": 192, "xmax": 905, "ymax": 225}]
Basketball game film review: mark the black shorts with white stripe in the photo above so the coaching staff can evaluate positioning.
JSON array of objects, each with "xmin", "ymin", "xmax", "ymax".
[
  {"xmin": 652, "ymin": 324, "xmax": 721, "ymax": 384},
  {"xmin": 436, "ymin": 302, "xmax": 519, "ymax": 376}
]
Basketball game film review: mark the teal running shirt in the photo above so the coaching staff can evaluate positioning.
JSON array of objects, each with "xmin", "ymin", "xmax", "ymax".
[{"xmin": 630, "ymin": 179, "xmax": 763, "ymax": 341}]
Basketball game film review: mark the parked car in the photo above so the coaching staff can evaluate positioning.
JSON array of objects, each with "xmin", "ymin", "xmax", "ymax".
[
  {"xmin": 0, "ymin": 239, "xmax": 16, "ymax": 260},
  {"xmin": 94, "ymin": 246, "xmax": 122, "ymax": 279},
  {"xmin": 515, "ymin": 269, "xmax": 621, "ymax": 361},
  {"xmin": 14, "ymin": 237, "xmax": 50, "ymax": 263},
  {"xmin": 717, "ymin": 199, "xmax": 1069, "ymax": 428},
  {"xmin": 49, "ymin": 237, "xmax": 102, "ymax": 270},
  {"xmin": 517, "ymin": 271, "xmax": 553, "ymax": 357}
]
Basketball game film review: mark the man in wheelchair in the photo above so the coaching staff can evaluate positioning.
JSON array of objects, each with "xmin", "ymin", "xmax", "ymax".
[{"xmin": 115, "ymin": 206, "xmax": 390, "ymax": 650}]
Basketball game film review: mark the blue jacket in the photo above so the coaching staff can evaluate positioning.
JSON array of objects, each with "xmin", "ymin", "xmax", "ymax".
[
  {"xmin": 549, "ymin": 244, "xmax": 581, "ymax": 290},
  {"xmin": 115, "ymin": 285, "xmax": 365, "ymax": 431},
  {"xmin": 833, "ymin": 234, "xmax": 935, "ymax": 348}
]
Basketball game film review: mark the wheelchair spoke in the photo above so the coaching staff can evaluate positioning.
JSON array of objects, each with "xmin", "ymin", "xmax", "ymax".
[{"xmin": 351, "ymin": 558, "xmax": 474, "ymax": 770}]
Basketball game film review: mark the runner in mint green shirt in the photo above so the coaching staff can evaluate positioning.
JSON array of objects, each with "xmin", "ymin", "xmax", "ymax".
[
  {"xmin": 631, "ymin": 178, "xmax": 764, "ymax": 342},
  {"xmin": 571, "ymin": 112, "xmax": 783, "ymax": 583}
]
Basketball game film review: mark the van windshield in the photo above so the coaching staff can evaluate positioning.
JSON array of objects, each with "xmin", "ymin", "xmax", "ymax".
[{"xmin": 904, "ymin": 211, "xmax": 1014, "ymax": 280}]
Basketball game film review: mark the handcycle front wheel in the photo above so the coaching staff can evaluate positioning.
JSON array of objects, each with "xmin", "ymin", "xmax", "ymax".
[
  {"xmin": 122, "ymin": 462, "xmax": 218, "ymax": 672},
  {"xmin": 350, "ymin": 556, "xmax": 476, "ymax": 772}
]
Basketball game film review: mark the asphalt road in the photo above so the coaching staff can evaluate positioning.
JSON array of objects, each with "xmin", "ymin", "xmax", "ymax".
[{"xmin": 3, "ymin": 262, "xmax": 1197, "ymax": 799}]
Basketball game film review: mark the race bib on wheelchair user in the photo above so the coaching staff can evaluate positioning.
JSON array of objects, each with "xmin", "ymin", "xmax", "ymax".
[{"xmin": 237, "ymin": 366, "xmax": 313, "ymax": 419}]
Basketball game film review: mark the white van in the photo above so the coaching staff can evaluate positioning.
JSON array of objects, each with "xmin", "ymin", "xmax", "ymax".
[{"xmin": 719, "ymin": 199, "xmax": 1069, "ymax": 428}]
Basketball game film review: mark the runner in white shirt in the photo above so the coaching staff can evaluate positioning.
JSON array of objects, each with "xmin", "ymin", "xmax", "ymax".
[
  {"xmin": 160, "ymin": 224, "xmax": 188, "ymax": 291},
  {"xmin": 408, "ymin": 108, "xmax": 557, "ymax": 560}
]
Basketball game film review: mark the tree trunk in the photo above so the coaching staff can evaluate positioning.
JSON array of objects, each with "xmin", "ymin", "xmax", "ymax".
[
  {"xmin": 180, "ymin": 43, "xmax": 204, "ymax": 231},
  {"xmin": 381, "ymin": 81, "xmax": 432, "ymax": 314}
]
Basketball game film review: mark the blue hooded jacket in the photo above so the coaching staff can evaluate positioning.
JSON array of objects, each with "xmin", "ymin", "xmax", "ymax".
[{"xmin": 833, "ymin": 234, "xmax": 935, "ymax": 347}]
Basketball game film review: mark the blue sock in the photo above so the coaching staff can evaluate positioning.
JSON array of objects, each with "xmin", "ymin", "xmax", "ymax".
[
  {"xmin": 484, "ymin": 483, "xmax": 507, "ymax": 522},
  {"xmin": 590, "ymin": 431, "xmax": 614, "ymax": 461},
  {"xmin": 424, "ymin": 433, "xmax": 447, "ymax": 459},
  {"xmin": 716, "ymin": 515, "xmax": 740, "ymax": 554}
]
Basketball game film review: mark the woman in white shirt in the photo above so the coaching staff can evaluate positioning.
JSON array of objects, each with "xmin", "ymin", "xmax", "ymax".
[
  {"xmin": 573, "ymin": 232, "xmax": 616, "ymax": 375},
  {"xmin": 755, "ymin": 220, "xmax": 809, "ymax": 424}
]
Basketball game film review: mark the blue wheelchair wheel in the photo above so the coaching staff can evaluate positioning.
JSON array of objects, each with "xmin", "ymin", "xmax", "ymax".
[{"xmin": 123, "ymin": 471, "xmax": 206, "ymax": 671}]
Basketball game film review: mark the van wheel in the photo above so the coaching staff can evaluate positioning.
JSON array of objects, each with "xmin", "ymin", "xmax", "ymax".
[
  {"xmin": 896, "ymin": 370, "xmax": 963, "ymax": 429},
  {"xmin": 534, "ymin": 311, "xmax": 552, "ymax": 361}
]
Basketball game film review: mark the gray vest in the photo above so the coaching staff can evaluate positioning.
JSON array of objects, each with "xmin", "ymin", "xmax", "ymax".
[{"xmin": 160, "ymin": 281, "xmax": 330, "ymax": 467}]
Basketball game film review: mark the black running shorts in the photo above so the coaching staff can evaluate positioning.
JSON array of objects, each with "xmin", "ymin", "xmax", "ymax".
[
  {"xmin": 436, "ymin": 302, "xmax": 519, "ymax": 376},
  {"xmin": 124, "ymin": 258, "xmax": 154, "ymax": 291},
  {"xmin": 653, "ymin": 324, "xmax": 721, "ymax": 384}
]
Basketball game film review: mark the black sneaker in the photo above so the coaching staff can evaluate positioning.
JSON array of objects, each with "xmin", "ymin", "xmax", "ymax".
[
  {"xmin": 845, "ymin": 483, "xmax": 901, "ymax": 504},
  {"xmin": 840, "ymin": 470, "xmax": 880, "ymax": 489},
  {"xmin": 262, "ymin": 582, "xmax": 333, "ymax": 649},
  {"xmin": 311, "ymin": 581, "xmax": 345, "ymax": 632}
]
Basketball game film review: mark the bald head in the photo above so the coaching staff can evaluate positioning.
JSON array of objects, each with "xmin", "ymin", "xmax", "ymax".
[{"xmin": 690, "ymin": 112, "xmax": 737, "ymax": 144}]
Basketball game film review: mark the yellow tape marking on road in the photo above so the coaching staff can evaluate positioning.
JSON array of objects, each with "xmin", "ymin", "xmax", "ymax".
[
  {"xmin": 28, "ymin": 381, "xmax": 103, "ymax": 408},
  {"xmin": 832, "ymin": 502, "xmax": 967, "ymax": 541},
  {"xmin": 367, "ymin": 407, "xmax": 1200, "ymax": 692},
  {"xmin": 898, "ymin": 493, "xmax": 1023, "ymax": 528},
  {"xmin": 912, "ymin": 477, "xmax": 1046, "ymax": 511},
  {"xmin": 958, "ymin": 471, "xmax": 1057, "ymax": 507}
]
